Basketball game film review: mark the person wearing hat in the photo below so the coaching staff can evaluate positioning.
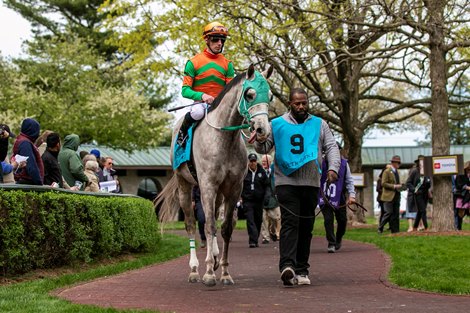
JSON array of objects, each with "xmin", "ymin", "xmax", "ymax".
[
  {"xmin": 12, "ymin": 118, "xmax": 45, "ymax": 185},
  {"xmin": 405, "ymin": 155, "xmax": 432, "ymax": 231},
  {"xmin": 378, "ymin": 155, "xmax": 405, "ymax": 234},
  {"xmin": 176, "ymin": 21, "xmax": 235, "ymax": 147},
  {"xmin": 240, "ymin": 153, "xmax": 270, "ymax": 248}
]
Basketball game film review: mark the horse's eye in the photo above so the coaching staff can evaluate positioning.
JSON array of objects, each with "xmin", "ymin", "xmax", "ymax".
[
  {"xmin": 244, "ymin": 88, "xmax": 256, "ymax": 102},
  {"xmin": 269, "ymin": 91, "xmax": 273, "ymax": 102}
]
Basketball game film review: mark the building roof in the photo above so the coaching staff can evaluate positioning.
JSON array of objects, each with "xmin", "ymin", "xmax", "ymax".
[{"xmin": 79, "ymin": 144, "xmax": 470, "ymax": 169}]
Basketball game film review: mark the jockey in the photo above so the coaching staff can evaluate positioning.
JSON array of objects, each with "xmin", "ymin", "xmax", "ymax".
[{"xmin": 177, "ymin": 21, "xmax": 235, "ymax": 146}]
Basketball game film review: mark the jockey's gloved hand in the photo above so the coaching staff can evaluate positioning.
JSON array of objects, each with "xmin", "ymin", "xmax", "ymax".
[
  {"xmin": 202, "ymin": 93, "xmax": 214, "ymax": 104},
  {"xmin": 327, "ymin": 170, "xmax": 338, "ymax": 183}
]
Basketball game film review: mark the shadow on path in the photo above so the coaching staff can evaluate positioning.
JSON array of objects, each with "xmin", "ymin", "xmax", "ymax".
[{"xmin": 56, "ymin": 230, "xmax": 470, "ymax": 313}]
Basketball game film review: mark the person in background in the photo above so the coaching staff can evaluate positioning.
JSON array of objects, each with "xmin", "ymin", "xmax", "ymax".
[
  {"xmin": 192, "ymin": 185, "xmax": 206, "ymax": 248},
  {"xmin": 42, "ymin": 132, "xmax": 63, "ymax": 187},
  {"xmin": 406, "ymin": 156, "xmax": 432, "ymax": 231},
  {"xmin": 376, "ymin": 166, "xmax": 388, "ymax": 228},
  {"xmin": 378, "ymin": 155, "xmax": 405, "ymax": 234},
  {"xmin": 240, "ymin": 153, "xmax": 269, "ymax": 248},
  {"xmin": 254, "ymin": 87, "xmax": 340, "ymax": 286},
  {"xmin": 260, "ymin": 154, "xmax": 281, "ymax": 244},
  {"xmin": 99, "ymin": 156, "xmax": 121, "ymax": 193},
  {"xmin": 454, "ymin": 161, "xmax": 470, "ymax": 230},
  {"xmin": 58, "ymin": 134, "xmax": 89, "ymax": 190},
  {"xmin": 84, "ymin": 160, "xmax": 100, "ymax": 192},
  {"xmin": 319, "ymin": 142, "xmax": 355, "ymax": 253},
  {"xmin": 35, "ymin": 130, "xmax": 54, "ymax": 156},
  {"xmin": 0, "ymin": 124, "xmax": 25, "ymax": 183},
  {"xmin": 12, "ymin": 118, "xmax": 44, "ymax": 185}
]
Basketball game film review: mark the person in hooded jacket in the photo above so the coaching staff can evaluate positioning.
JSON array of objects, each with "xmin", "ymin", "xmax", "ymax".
[
  {"xmin": 12, "ymin": 118, "xmax": 44, "ymax": 185},
  {"xmin": 58, "ymin": 134, "xmax": 89, "ymax": 190}
]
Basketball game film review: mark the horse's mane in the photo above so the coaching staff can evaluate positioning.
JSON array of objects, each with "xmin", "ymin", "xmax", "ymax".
[{"xmin": 208, "ymin": 72, "xmax": 245, "ymax": 113}]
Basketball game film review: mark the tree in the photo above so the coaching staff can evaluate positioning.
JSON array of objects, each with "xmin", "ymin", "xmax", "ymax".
[
  {"xmin": 0, "ymin": 36, "xmax": 171, "ymax": 151},
  {"xmin": 4, "ymin": 0, "xmax": 174, "ymax": 111},
  {"xmin": 379, "ymin": 0, "xmax": 470, "ymax": 230}
]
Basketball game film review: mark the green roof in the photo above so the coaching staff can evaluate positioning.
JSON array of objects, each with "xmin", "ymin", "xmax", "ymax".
[{"xmin": 79, "ymin": 144, "xmax": 470, "ymax": 168}]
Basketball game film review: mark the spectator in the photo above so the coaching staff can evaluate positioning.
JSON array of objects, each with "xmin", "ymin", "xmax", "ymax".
[
  {"xmin": 378, "ymin": 155, "xmax": 405, "ymax": 234},
  {"xmin": 376, "ymin": 166, "xmax": 388, "ymax": 228},
  {"xmin": 42, "ymin": 132, "xmax": 64, "ymax": 187},
  {"xmin": 192, "ymin": 185, "xmax": 206, "ymax": 248},
  {"xmin": 79, "ymin": 150, "xmax": 89, "ymax": 160},
  {"xmin": 1, "ymin": 124, "xmax": 23, "ymax": 183},
  {"xmin": 319, "ymin": 143, "xmax": 356, "ymax": 253},
  {"xmin": 260, "ymin": 154, "xmax": 281, "ymax": 244},
  {"xmin": 35, "ymin": 130, "xmax": 53, "ymax": 156},
  {"xmin": 254, "ymin": 87, "xmax": 340, "ymax": 286},
  {"xmin": 84, "ymin": 160, "xmax": 100, "ymax": 192},
  {"xmin": 12, "ymin": 118, "xmax": 44, "ymax": 185},
  {"xmin": 99, "ymin": 156, "xmax": 121, "ymax": 193},
  {"xmin": 58, "ymin": 134, "xmax": 89, "ymax": 190},
  {"xmin": 406, "ymin": 156, "xmax": 432, "ymax": 231},
  {"xmin": 240, "ymin": 153, "xmax": 269, "ymax": 248},
  {"xmin": 82, "ymin": 153, "xmax": 97, "ymax": 166},
  {"xmin": 90, "ymin": 149, "xmax": 101, "ymax": 160},
  {"xmin": 454, "ymin": 161, "xmax": 470, "ymax": 230}
]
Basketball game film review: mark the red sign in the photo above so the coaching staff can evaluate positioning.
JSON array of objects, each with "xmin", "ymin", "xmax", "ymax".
[{"xmin": 434, "ymin": 163, "xmax": 441, "ymax": 169}]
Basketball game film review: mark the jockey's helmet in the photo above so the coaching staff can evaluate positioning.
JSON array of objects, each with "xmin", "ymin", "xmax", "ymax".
[{"xmin": 203, "ymin": 22, "xmax": 229, "ymax": 39}]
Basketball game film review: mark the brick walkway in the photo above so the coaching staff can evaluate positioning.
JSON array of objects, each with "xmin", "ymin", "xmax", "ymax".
[{"xmin": 56, "ymin": 230, "xmax": 470, "ymax": 313}]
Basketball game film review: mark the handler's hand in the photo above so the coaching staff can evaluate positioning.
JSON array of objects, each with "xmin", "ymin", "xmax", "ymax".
[
  {"xmin": 348, "ymin": 196, "xmax": 356, "ymax": 205},
  {"xmin": 327, "ymin": 170, "xmax": 338, "ymax": 183}
]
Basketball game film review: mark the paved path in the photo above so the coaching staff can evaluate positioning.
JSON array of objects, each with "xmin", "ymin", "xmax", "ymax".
[{"xmin": 56, "ymin": 230, "xmax": 470, "ymax": 313}]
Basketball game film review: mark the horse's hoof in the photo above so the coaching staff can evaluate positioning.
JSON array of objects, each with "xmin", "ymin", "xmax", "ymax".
[
  {"xmin": 220, "ymin": 276, "xmax": 234, "ymax": 286},
  {"xmin": 188, "ymin": 273, "xmax": 200, "ymax": 283},
  {"xmin": 202, "ymin": 274, "xmax": 217, "ymax": 287}
]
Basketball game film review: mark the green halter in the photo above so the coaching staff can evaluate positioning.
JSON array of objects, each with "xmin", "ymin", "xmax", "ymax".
[{"xmin": 221, "ymin": 71, "xmax": 271, "ymax": 131}]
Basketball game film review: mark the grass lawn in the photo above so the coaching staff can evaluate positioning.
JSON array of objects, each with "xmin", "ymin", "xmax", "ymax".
[{"xmin": 0, "ymin": 217, "xmax": 468, "ymax": 312}]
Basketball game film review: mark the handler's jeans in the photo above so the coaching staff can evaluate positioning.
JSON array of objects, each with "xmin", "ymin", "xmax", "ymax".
[
  {"xmin": 276, "ymin": 185, "xmax": 318, "ymax": 276},
  {"xmin": 244, "ymin": 200, "xmax": 264, "ymax": 245},
  {"xmin": 378, "ymin": 192, "xmax": 401, "ymax": 233}
]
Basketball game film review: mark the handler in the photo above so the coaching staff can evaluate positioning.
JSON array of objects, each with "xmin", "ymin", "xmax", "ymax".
[{"xmin": 254, "ymin": 87, "xmax": 340, "ymax": 286}]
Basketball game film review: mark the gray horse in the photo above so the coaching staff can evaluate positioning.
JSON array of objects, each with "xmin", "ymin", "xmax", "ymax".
[{"xmin": 156, "ymin": 64, "xmax": 273, "ymax": 286}]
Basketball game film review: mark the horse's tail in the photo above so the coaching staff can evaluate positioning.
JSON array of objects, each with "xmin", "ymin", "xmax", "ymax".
[{"xmin": 154, "ymin": 175, "xmax": 180, "ymax": 230}]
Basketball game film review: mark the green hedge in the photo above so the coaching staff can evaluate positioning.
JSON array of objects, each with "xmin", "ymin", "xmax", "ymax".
[{"xmin": 0, "ymin": 189, "xmax": 159, "ymax": 275}]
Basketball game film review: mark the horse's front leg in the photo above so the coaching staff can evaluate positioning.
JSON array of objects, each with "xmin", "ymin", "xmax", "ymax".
[
  {"xmin": 178, "ymin": 182, "xmax": 199, "ymax": 283},
  {"xmin": 201, "ymin": 190, "xmax": 218, "ymax": 287},
  {"xmin": 219, "ymin": 196, "xmax": 238, "ymax": 285}
]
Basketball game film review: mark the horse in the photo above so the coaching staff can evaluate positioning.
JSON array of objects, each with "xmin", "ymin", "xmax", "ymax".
[{"xmin": 156, "ymin": 64, "xmax": 273, "ymax": 286}]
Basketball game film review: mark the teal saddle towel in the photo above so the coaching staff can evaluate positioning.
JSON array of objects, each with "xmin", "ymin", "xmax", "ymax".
[{"xmin": 172, "ymin": 125, "xmax": 194, "ymax": 170}]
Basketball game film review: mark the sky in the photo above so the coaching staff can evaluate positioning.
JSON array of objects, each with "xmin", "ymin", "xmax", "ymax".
[{"xmin": 0, "ymin": 4, "xmax": 426, "ymax": 147}]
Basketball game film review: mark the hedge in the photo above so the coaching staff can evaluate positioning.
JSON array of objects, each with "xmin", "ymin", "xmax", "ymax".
[{"xmin": 0, "ymin": 188, "xmax": 160, "ymax": 276}]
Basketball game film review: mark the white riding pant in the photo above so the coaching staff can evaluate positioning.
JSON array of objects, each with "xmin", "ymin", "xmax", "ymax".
[{"xmin": 190, "ymin": 102, "xmax": 208, "ymax": 121}]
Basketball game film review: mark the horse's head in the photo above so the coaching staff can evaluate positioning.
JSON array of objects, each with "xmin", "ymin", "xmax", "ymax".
[{"xmin": 240, "ymin": 64, "xmax": 274, "ymax": 143}]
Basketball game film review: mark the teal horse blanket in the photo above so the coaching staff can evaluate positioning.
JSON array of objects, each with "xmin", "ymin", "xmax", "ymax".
[{"xmin": 172, "ymin": 125, "xmax": 194, "ymax": 170}]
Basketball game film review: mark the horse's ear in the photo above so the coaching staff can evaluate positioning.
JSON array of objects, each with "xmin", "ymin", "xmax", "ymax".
[
  {"xmin": 246, "ymin": 64, "xmax": 255, "ymax": 80},
  {"xmin": 262, "ymin": 65, "xmax": 274, "ymax": 79}
]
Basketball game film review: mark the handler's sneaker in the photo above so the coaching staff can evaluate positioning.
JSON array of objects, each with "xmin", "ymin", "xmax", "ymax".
[
  {"xmin": 327, "ymin": 245, "xmax": 336, "ymax": 253},
  {"xmin": 296, "ymin": 274, "xmax": 311, "ymax": 285},
  {"xmin": 281, "ymin": 267, "xmax": 296, "ymax": 286}
]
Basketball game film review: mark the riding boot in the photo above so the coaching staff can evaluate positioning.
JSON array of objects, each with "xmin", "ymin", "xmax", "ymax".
[{"xmin": 177, "ymin": 112, "xmax": 196, "ymax": 146}]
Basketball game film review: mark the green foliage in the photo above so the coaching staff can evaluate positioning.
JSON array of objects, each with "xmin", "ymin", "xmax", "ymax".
[
  {"xmin": 0, "ymin": 189, "xmax": 160, "ymax": 276},
  {"xmin": 0, "ymin": 234, "xmax": 187, "ymax": 313},
  {"xmin": 0, "ymin": 37, "xmax": 172, "ymax": 151}
]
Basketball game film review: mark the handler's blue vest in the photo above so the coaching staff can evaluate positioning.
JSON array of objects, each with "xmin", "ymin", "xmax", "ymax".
[{"xmin": 272, "ymin": 115, "xmax": 322, "ymax": 175}]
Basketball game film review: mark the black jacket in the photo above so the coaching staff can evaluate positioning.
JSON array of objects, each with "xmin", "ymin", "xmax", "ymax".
[
  {"xmin": 241, "ymin": 163, "xmax": 269, "ymax": 202},
  {"xmin": 42, "ymin": 149, "xmax": 63, "ymax": 187},
  {"xmin": 455, "ymin": 174, "xmax": 470, "ymax": 205}
]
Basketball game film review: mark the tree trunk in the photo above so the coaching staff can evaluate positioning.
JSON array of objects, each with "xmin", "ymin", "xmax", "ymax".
[
  {"xmin": 427, "ymin": 0, "xmax": 454, "ymax": 231},
  {"xmin": 344, "ymin": 131, "xmax": 366, "ymax": 225}
]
